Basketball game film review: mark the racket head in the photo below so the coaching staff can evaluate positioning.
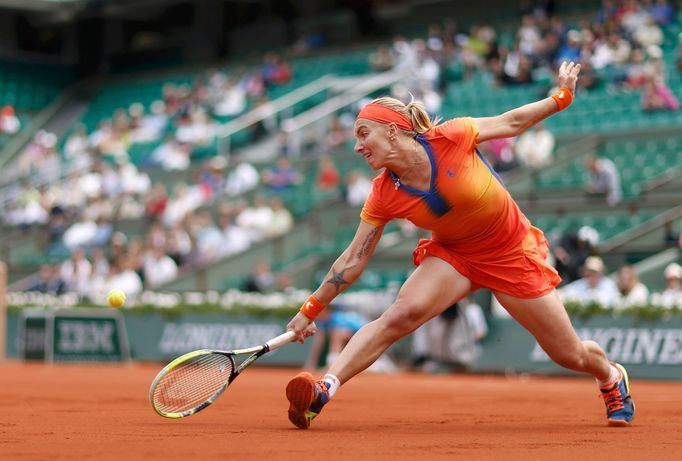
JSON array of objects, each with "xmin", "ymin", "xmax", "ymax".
[{"xmin": 149, "ymin": 349, "xmax": 236, "ymax": 419}]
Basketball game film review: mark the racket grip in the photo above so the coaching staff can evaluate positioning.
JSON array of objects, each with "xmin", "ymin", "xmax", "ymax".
[{"xmin": 266, "ymin": 331, "xmax": 296, "ymax": 351}]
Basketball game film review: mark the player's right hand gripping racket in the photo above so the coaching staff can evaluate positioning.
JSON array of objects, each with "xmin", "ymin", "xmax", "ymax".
[{"xmin": 149, "ymin": 330, "xmax": 296, "ymax": 418}]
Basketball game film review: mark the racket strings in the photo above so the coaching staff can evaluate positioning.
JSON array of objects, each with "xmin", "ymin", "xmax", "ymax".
[{"xmin": 152, "ymin": 353, "xmax": 234, "ymax": 414}]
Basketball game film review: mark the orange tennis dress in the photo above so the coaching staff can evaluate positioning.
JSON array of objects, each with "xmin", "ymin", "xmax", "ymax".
[{"xmin": 360, "ymin": 117, "xmax": 561, "ymax": 298}]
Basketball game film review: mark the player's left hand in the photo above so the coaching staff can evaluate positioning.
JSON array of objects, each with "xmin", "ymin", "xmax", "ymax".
[{"xmin": 558, "ymin": 60, "xmax": 581, "ymax": 94}]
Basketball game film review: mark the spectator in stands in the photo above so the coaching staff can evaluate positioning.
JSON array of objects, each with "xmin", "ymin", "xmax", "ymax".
[
  {"xmin": 90, "ymin": 216, "xmax": 113, "ymax": 249},
  {"xmin": 150, "ymin": 136, "xmax": 191, "ymax": 170},
  {"xmin": 553, "ymin": 225, "xmax": 599, "ymax": 284},
  {"xmin": 641, "ymin": 74, "xmax": 680, "ymax": 112},
  {"xmin": 136, "ymin": 100, "xmax": 168, "ymax": 142},
  {"xmin": 218, "ymin": 214, "xmax": 251, "ymax": 258},
  {"xmin": 63, "ymin": 215, "xmax": 98, "ymax": 251},
  {"xmin": 412, "ymin": 298, "xmax": 487, "ymax": 372},
  {"xmin": 108, "ymin": 231, "xmax": 128, "ymax": 263},
  {"xmin": 556, "ymin": 30, "xmax": 583, "ymax": 67},
  {"xmin": 345, "ymin": 170, "xmax": 372, "ymax": 207},
  {"xmin": 244, "ymin": 261, "xmax": 276, "ymax": 293},
  {"xmin": 615, "ymin": 265, "xmax": 650, "ymax": 309},
  {"xmin": 621, "ymin": 0, "xmax": 652, "ymax": 36},
  {"xmin": 143, "ymin": 245, "xmax": 179, "ymax": 288},
  {"xmin": 144, "ymin": 184, "xmax": 168, "ymax": 222},
  {"xmin": 595, "ymin": 0, "xmax": 618, "ymax": 24},
  {"xmin": 585, "ymin": 154, "xmax": 622, "ymax": 206},
  {"xmin": 29, "ymin": 264, "xmax": 66, "ymax": 295},
  {"xmin": 193, "ymin": 211, "xmax": 224, "ymax": 264},
  {"xmin": 118, "ymin": 161, "xmax": 152, "ymax": 194},
  {"xmin": 102, "ymin": 258, "xmax": 143, "ymax": 299},
  {"xmin": 514, "ymin": 122, "xmax": 555, "ymax": 169},
  {"xmin": 622, "ymin": 49, "xmax": 649, "ymax": 90},
  {"xmin": 176, "ymin": 108, "xmax": 217, "ymax": 146},
  {"xmin": 84, "ymin": 196, "xmax": 114, "ymax": 222},
  {"xmin": 214, "ymin": 76, "xmax": 248, "ymax": 117},
  {"xmin": 91, "ymin": 247, "xmax": 109, "ymax": 279},
  {"xmin": 262, "ymin": 157, "xmax": 302, "ymax": 194},
  {"xmin": 235, "ymin": 195, "xmax": 273, "ymax": 241},
  {"xmin": 166, "ymin": 223, "xmax": 194, "ymax": 266},
  {"xmin": 60, "ymin": 248, "xmax": 92, "ymax": 296},
  {"xmin": 225, "ymin": 156, "xmax": 260, "ymax": 196},
  {"xmin": 46, "ymin": 207, "xmax": 68, "ymax": 246},
  {"xmin": 15, "ymin": 180, "xmax": 48, "ymax": 227},
  {"xmin": 633, "ymin": 15, "xmax": 663, "ymax": 49},
  {"xmin": 560, "ymin": 256, "xmax": 620, "ymax": 308},
  {"xmin": 651, "ymin": 0, "xmax": 675, "ymax": 27},
  {"xmin": 0, "ymin": 105, "xmax": 20, "ymax": 135},
  {"xmin": 325, "ymin": 116, "xmax": 352, "ymax": 152},
  {"xmin": 369, "ymin": 45, "xmax": 396, "ymax": 72},
  {"xmin": 162, "ymin": 182, "xmax": 204, "ymax": 227},
  {"xmin": 63, "ymin": 124, "xmax": 90, "ymax": 169},
  {"xmin": 316, "ymin": 156, "xmax": 341, "ymax": 192},
  {"xmin": 197, "ymin": 156, "xmax": 227, "ymax": 198},
  {"xmin": 266, "ymin": 197, "xmax": 294, "ymax": 238},
  {"xmin": 518, "ymin": 15, "xmax": 542, "ymax": 57},
  {"xmin": 116, "ymin": 192, "xmax": 144, "ymax": 220},
  {"xmin": 650, "ymin": 263, "xmax": 682, "ymax": 308},
  {"xmin": 261, "ymin": 53, "xmax": 292, "ymax": 87},
  {"xmin": 574, "ymin": 60, "xmax": 600, "ymax": 92},
  {"xmin": 640, "ymin": 45, "xmax": 679, "ymax": 112},
  {"xmin": 478, "ymin": 136, "xmax": 516, "ymax": 172}
]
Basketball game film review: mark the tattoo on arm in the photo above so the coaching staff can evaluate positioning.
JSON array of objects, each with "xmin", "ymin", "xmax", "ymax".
[
  {"xmin": 356, "ymin": 227, "xmax": 380, "ymax": 259},
  {"xmin": 324, "ymin": 227, "xmax": 380, "ymax": 293},
  {"xmin": 325, "ymin": 266, "xmax": 356, "ymax": 293}
]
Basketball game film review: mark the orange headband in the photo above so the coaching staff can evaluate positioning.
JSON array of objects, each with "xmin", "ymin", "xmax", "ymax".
[{"xmin": 356, "ymin": 103, "xmax": 413, "ymax": 131}]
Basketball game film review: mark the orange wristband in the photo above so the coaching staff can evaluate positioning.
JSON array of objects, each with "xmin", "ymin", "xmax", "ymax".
[
  {"xmin": 300, "ymin": 295, "xmax": 325, "ymax": 320},
  {"xmin": 551, "ymin": 87, "xmax": 573, "ymax": 111}
]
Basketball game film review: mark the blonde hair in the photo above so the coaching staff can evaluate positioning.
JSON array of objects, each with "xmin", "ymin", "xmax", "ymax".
[{"xmin": 369, "ymin": 96, "xmax": 441, "ymax": 135}]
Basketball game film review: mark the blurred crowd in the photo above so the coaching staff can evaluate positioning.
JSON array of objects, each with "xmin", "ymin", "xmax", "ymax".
[
  {"xmin": 368, "ymin": 0, "xmax": 680, "ymax": 174},
  {"xmin": 559, "ymin": 257, "xmax": 682, "ymax": 309},
  {"xmin": 372, "ymin": 0, "xmax": 679, "ymax": 111},
  {"xmin": 4, "ymin": 0, "xmax": 682, "ymax": 308}
]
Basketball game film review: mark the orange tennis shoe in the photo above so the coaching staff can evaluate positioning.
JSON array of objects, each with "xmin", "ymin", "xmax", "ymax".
[{"xmin": 286, "ymin": 372, "xmax": 330, "ymax": 429}]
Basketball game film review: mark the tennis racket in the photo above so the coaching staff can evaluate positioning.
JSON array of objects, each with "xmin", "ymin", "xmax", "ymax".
[{"xmin": 149, "ymin": 330, "xmax": 296, "ymax": 418}]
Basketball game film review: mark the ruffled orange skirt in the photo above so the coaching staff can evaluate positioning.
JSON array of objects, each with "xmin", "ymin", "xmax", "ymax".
[{"xmin": 412, "ymin": 226, "xmax": 561, "ymax": 299}]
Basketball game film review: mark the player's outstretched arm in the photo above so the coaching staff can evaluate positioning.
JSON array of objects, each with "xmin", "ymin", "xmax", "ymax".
[
  {"xmin": 287, "ymin": 219, "xmax": 384, "ymax": 342},
  {"xmin": 475, "ymin": 60, "xmax": 581, "ymax": 143}
]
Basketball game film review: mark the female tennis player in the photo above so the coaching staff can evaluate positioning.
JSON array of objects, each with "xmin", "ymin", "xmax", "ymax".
[{"xmin": 285, "ymin": 61, "xmax": 635, "ymax": 429}]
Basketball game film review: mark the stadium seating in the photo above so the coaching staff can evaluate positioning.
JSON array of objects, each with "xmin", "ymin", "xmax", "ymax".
[
  {"xmin": 535, "ymin": 135, "xmax": 682, "ymax": 198},
  {"xmin": 0, "ymin": 61, "xmax": 73, "ymax": 111}
]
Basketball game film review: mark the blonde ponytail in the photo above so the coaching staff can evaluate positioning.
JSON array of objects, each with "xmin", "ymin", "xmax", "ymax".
[{"xmin": 369, "ymin": 96, "xmax": 440, "ymax": 135}]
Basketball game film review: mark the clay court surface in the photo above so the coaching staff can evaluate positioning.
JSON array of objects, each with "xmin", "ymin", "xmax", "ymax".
[{"xmin": 1, "ymin": 362, "xmax": 681, "ymax": 460}]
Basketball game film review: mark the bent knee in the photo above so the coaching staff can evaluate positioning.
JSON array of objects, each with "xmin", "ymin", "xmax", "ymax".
[
  {"xmin": 379, "ymin": 299, "xmax": 427, "ymax": 338},
  {"xmin": 547, "ymin": 346, "xmax": 588, "ymax": 371}
]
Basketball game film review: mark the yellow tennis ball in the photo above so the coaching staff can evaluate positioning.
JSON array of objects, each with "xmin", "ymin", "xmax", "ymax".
[{"xmin": 107, "ymin": 289, "xmax": 126, "ymax": 308}]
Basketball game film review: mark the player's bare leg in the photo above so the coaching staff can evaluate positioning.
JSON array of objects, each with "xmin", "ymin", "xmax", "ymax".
[
  {"xmin": 286, "ymin": 257, "xmax": 472, "ymax": 428},
  {"xmin": 494, "ymin": 289, "xmax": 635, "ymax": 426},
  {"xmin": 494, "ymin": 290, "xmax": 609, "ymax": 377},
  {"xmin": 328, "ymin": 257, "xmax": 472, "ymax": 383}
]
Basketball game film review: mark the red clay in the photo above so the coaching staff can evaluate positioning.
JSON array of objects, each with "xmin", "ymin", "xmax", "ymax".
[{"xmin": 1, "ymin": 361, "xmax": 681, "ymax": 460}]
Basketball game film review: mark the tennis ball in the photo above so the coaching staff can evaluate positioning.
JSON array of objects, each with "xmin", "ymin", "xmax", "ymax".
[{"xmin": 107, "ymin": 289, "xmax": 126, "ymax": 308}]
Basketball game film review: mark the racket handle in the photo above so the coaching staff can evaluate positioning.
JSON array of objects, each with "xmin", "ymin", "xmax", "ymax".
[{"xmin": 266, "ymin": 331, "xmax": 296, "ymax": 351}]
